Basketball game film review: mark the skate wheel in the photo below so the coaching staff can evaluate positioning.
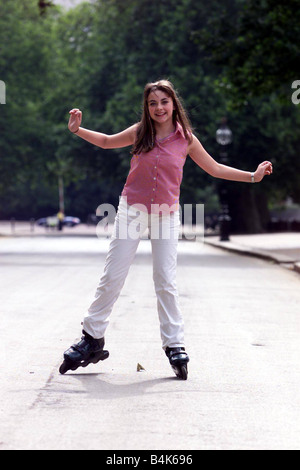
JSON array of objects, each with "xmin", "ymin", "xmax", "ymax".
[
  {"xmin": 90, "ymin": 350, "xmax": 109, "ymax": 364},
  {"xmin": 179, "ymin": 365, "xmax": 188, "ymax": 380},
  {"xmin": 59, "ymin": 350, "xmax": 109, "ymax": 374},
  {"xmin": 59, "ymin": 360, "xmax": 79, "ymax": 374},
  {"xmin": 172, "ymin": 364, "xmax": 188, "ymax": 380},
  {"xmin": 59, "ymin": 361, "xmax": 70, "ymax": 375}
]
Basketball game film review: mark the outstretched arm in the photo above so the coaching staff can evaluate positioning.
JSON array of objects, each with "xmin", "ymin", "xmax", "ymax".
[
  {"xmin": 68, "ymin": 108, "xmax": 138, "ymax": 149},
  {"xmin": 188, "ymin": 134, "xmax": 273, "ymax": 183}
]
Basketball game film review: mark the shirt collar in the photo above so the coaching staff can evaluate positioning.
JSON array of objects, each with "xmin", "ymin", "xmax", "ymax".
[
  {"xmin": 175, "ymin": 121, "xmax": 186, "ymax": 139},
  {"xmin": 155, "ymin": 122, "xmax": 187, "ymax": 145}
]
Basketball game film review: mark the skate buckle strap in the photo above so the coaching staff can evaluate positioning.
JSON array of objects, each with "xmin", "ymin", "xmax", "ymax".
[
  {"xmin": 167, "ymin": 349, "xmax": 189, "ymax": 367},
  {"xmin": 71, "ymin": 342, "xmax": 86, "ymax": 354},
  {"xmin": 71, "ymin": 338, "xmax": 96, "ymax": 354},
  {"xmin": 167, "ymin": 347, "xmax": 188, "ymax": 359},
  {"xmin": 172, "ymin": 351, "xmax": 188, "ymax": 359}
]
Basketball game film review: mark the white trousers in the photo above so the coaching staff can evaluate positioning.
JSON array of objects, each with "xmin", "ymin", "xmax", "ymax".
[{"xmin": 83, "ymin": 197, "xmax": 185, "ymax": 349}]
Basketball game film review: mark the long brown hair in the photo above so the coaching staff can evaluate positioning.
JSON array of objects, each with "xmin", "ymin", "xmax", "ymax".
[{"xmin": 132, "ymin": 80, "xmax": 193, "ymax": 154}]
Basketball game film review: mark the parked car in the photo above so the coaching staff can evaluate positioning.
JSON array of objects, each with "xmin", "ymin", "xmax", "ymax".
[
  {"xmin": 63, "ymin": 216, "xmax": 81, "ymax": 227},
  {"xmin": 36, "ymin": 215, "xmax": 81, "ymax": 228}
]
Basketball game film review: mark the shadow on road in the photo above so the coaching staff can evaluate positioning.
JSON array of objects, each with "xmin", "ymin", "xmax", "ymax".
[{"xmin": 62, "ymin": 373, "xmax": 182, "ymax": 401}]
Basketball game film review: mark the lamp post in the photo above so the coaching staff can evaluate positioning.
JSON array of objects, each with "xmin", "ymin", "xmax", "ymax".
[{"xmin": 216, "ymin": 118, "xmax": 232, "ymax": 241}]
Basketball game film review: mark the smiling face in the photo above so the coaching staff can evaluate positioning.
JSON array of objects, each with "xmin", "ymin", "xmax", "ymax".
[{"xmin": 147, "ymin": 90, "xmax": 174, "ymax": 126}]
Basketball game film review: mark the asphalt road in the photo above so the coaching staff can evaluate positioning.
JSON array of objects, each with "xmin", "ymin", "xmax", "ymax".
[{"xmin": 1, "ymin": 235, "xmax": 300, "ymax": 450}]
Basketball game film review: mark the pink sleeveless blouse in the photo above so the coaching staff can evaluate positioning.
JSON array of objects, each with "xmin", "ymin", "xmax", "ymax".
[{"xmin": 121, "ymin": 122, "xmax": 189, "ymax": 213}]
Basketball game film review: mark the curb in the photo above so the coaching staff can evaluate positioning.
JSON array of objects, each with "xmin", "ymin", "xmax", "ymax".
[
  {"xmin": 204, "ymin": 238, "xmax": 300, "ymax": 274},
  {"xmin": 294, "ymin": 263, "xmax": 300, "ymax": 274}
]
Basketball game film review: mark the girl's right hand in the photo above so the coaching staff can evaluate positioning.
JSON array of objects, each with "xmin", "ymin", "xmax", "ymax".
[{"xmin": 68, "ymin": 108, "xmax": 82, "ymax": 133}]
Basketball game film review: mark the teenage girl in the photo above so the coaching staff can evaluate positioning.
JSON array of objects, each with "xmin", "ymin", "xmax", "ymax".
[{"xmin": 59, "ymin": 80, "xmax": 272, "ymax": 379}]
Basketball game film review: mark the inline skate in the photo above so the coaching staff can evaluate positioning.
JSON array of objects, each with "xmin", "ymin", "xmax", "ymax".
[
  {"xmin": 165, "ymin": 347, "xmax": 189, "ymax": 380},
  {"xmin": 59, "ymin": 330, "xmax": 109, "ymax": 374}
]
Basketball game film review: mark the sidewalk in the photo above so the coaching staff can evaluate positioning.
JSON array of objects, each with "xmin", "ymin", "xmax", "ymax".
[
  {"xmin": 0, "ymin": 220, "xmax": 99, "ymax": 238},
  {"xmin": 0, "ymin": 221, "xmax": 203, "ymax": 240},
  {"xmin": 205, "ymin": 232, "xmax": 300, "ymax": 275}
]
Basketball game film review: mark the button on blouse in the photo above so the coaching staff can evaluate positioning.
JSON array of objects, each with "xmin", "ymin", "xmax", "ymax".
[{"xmin": 121, "ymin": 123, "xmax": 189, "ymax": 213}]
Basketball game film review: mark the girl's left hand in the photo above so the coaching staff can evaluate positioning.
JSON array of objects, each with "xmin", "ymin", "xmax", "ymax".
[{"xmin": 254, "ymin": 161, "xmax": 273, "ymax": 182}]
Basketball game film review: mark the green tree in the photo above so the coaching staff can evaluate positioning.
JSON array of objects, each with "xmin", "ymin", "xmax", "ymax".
[
  {"xmin": 0, "ymin": 0, "xmax": 56, "ymax": 217},
  {"xmin": 200, "ymin": 0, "xmax": 300, "ymax": 103},
  {"xmin": 0, "ymin": 0, "xmax": 89, "ymax": 218},
  {"xmin": 2, "ymin": 0, "xmax": 298, "ymax": 233},
  {"xmin": 200, "ymin": 0, "xmax": 300, "ymax": 205}
]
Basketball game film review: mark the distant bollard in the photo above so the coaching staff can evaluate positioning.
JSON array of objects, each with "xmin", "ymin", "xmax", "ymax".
[
  {"xmin": 30, "ymin": 218, "xmax": 35, "ymax": 232},
  {"xmin": 216, "ymin": 118, "xmax": 232, "ymax": 242},
  {"xmin": 0, "ymin": 80, "xmax": 5, "ymax": 104},
  {"xmin": 10, "ymin": 218, "xmax": 15, "ymax": 233},
  {"xmin": 218, "ymin": 212, "xmax": 231, "ymax": 241}
]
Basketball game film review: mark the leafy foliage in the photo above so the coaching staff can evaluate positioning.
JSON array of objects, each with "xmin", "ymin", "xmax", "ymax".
[{"xmin": 0, "ymin": 0, "xmax": 299, "ymax": 232}]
